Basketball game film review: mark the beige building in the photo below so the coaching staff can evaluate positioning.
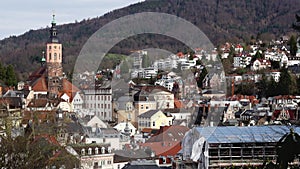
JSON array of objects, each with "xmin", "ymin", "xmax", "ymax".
[{"xmin": 137, "ymin": 110, "xmax": 173, "ymax": 131}]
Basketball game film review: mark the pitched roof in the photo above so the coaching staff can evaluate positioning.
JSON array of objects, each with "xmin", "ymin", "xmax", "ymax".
[
  {"xmin": 139, "ymin": 141, "xmax": 181, "ymax": 156},
  {"xmin": 138, "ymin": 110, "xmax": 162, "ymax": 118},
  {"xmin": 146, "ymin": 125, "xmax": 189, "ymax": 143},
  {"xmin": 31, "ymin": 76, "xmax": 48, "ymax": 92},
  {"xmin": 122, "ymin": 160, "xmax": 161, "ymax": 169},
  {"xmin": 0, "ymin": 97, "xmax": 23, "ymax": 108}
]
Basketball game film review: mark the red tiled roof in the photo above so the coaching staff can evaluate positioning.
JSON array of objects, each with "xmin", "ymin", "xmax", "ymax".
[
  {"xmin": 174, "ymin": 99, "xmax": 184, "ymax": 108},
  {"xmin": 62, "ymin": 79, "xmax": 79, "ymax": 92},
  {"xmin": 139, "ymin": 141, "xmax": 181, "ymax": 156},
  {"xmin": 32, "ymin": 76, "xmax": 48, "ymax": 92}
]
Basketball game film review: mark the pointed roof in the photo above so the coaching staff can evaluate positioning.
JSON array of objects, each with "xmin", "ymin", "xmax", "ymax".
[
  {"xmin": 138, "ymin": 110, "xmax": 163, "ymax": 118},
  {"xmin": 32, "ymin": 76, "xmax": 48, "ymax": 92}
]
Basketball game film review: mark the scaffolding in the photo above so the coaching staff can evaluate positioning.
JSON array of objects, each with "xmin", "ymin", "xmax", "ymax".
[{"xmin": 180, "ymin": 125, "xmax": 300, "ymax": 168}]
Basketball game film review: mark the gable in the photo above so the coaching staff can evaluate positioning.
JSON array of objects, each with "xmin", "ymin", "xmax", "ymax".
[{"xmin": 86, "ymin": 116, "xmax": 107, "ymax": 128}]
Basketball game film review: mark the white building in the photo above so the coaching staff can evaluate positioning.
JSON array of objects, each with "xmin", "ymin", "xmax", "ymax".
[{"xmin": 83, "ymin": 83, "xmax": 113, "ymax": 121}]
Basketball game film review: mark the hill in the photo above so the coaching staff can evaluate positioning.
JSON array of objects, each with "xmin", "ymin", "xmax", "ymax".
[{"xmin": 0, "ymin": 0, "xmax": 300, "ymax": 80}]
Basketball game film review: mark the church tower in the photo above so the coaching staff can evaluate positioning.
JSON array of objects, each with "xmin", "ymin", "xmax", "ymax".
[{"xmin": 46, "ymin": 14, "xmax": 63, "ymax": 97}]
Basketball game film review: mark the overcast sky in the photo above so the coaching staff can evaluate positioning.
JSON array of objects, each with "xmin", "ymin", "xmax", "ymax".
[{"xmin": 1, "ymin": 0, "xmax": 144, "ymax": 40}]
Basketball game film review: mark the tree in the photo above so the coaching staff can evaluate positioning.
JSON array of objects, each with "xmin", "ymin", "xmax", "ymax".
[
  {"xmin": 197, "ymin": 67, "xmax": 208, "ymax": 88},
  {"xmin": 278, "ymin": 67, "xmax": 292, "ymax": 95},
  {"xmin": 235, "ymin": 81, "xmax": 255, "ymax": 95},
  {"xmin": 257, "ymin": 73, "xmax": 268, "ymax": 98},
  {"xmin": 289, "ymin": 35, "xmax": 298, "ymax": 57},
  {"xmin": 276, "ymin": 128, "xmax": 300, "ymax": 169},
  {"xmin": 5, "ymin": 65, "xmax": 17, "ymax": 87},
  {"xmin": 142, "ymin": 54, "xmax": 150, "ymax": 68},
  {"xmin": 266, "ymin": 77, "xmax": 278, "ymax": 97}
]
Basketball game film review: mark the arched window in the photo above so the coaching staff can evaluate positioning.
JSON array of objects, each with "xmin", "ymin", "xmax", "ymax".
[{"xmin": 54, "ymin": 53, "xmax": 57, "ymax": 61}]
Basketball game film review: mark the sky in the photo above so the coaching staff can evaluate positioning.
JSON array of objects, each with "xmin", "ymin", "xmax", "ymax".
[{"xmin": 0, "ymin": 0, "xmax": 144, "ymax": 40}]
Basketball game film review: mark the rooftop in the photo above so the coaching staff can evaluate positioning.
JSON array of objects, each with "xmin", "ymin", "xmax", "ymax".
[{"xmin": 195, "ymin": 125, "xmax": 300, "ymax": 144}]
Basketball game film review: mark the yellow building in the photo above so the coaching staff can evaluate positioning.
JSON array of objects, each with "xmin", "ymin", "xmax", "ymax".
[{"xmin": 137, "ymin": 110, "xmax": 173, "ymax": 131}]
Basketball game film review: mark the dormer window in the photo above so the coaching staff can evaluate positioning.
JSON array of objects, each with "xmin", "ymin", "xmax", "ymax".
[
  {"xmin": 95, "ymin": 147, "xmax": 99, "ymax": 154},
  {"xmin": 101, "ymin": 147, "xmax": 105, "ymax": 154},
  {"xmin": 88, "ymin": 148, "xmax": 92, "ymax": 155},
  {"xmin": 81, "ymin": 148, "xmax": 85, "ymax": 155}
]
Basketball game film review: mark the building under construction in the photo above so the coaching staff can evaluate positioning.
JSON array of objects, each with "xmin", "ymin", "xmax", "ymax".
[{"xmin": 175, "ymin": 125, "xmax": 300, "ymax": 168}]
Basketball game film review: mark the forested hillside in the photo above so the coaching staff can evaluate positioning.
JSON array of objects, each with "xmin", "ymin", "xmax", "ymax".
[{"xmin": 0, "ymin": 0, "xmax": 300, "ymax": 80}]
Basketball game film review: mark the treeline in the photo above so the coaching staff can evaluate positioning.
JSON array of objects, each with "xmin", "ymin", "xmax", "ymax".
[
  {"xmin": 0, "ymin": 62, "xmax": 18, "ymax": 87},
  {"xmin": 235, "ymin": 67, "xmax": 300, "ymax": 98},
  {"xmin": 0, "ymin": 0, "xmax": 300, "ymax": 80}
]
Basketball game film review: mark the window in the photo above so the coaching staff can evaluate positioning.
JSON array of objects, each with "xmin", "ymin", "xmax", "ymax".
[
  {"xmin": 54, "ymin": 53, "xmax": 57, "ymax": 60},
  {"xmin": 49, "ymin": 46, "xmax": 51, "ymax": 50},
  {"xmin": 54, "ymin": 45, "xmax": 57, "ymax": 49},
  {"xmin": 49, "ymin": 53, "xmax": 51, "ymax": 60},
  {"xmin": 153, "ymin": 121, "xmax": 155, "ymax": 127},
  {"xmin": 146, "ymin": 106, "xmax": 149, "ymax": 109},
  {"xmin": 107, "ymin": 161, "xmax": 111, "ymax": 165},
  {"xmin": 141, "ymin": 105, "xmax": 144, "ymax": 109}
]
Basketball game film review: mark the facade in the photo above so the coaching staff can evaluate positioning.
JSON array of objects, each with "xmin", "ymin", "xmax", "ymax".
[
  {"xmin": 70, "ymin": 144, "xmax": 114, "ymax": 169},
  {"xmin": 115, "ymin": 95, "xmax": 136, "ymax": 124},
  {"xmin": 46, "ymin": 15, "xmax": 63, "ymax": 97},
  {"xmin": 83, "ymin": 84, "xmax": 112, "ymax": 121},
  {"xmin": 137, "ymin": 110, "xmax": 173, "ymax": 131}
]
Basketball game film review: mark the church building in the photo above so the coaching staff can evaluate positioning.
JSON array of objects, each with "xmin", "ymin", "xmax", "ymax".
[{"xmin": 27, "ymin": 15, "xmax": 79, "ymax": 100}]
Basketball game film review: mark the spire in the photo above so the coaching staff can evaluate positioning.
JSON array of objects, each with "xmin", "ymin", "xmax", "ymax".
[
  {"xmin": 41, "ymin": 51, "xmax": 46, "ymax": 66},
  {"xmin": 52, "ymin": 13, "xmax": 56, "ymax": 24},
  {"xmin": 48, "ymin": 13, "xmax": 59, "ymax": 43}
]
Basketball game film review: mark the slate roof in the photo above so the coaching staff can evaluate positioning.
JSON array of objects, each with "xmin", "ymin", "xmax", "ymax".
[
  {"xmin": 138, "ymin": 110, "xmax": 161, "ymax": 118},
  {"xmin": 113, "ymin": 149, "xmax": 152, "ymax": 163},
  {"xmin": 122, "ymin": 160, "xmax": 161, "ymax": 169},
  {"xmin": 146, "ymin": 125, "xmax": 189, "ymax": 143}
]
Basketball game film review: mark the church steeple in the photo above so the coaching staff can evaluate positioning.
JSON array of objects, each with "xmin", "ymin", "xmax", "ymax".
[
  {"xmin": 46, "ymin": 14, "xmax": 63, "ymax": 97},
  {"xmin": 48, "ymin": 14, "xmax": 59, "ymax": 43}
]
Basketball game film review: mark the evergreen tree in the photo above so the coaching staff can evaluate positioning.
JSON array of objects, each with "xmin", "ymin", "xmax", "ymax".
[
  {"xmin": 197, "ymin": 67, "xmax": 208, "ymax": 88},
  {"xmin": 5, "ymin": 65, "xmax": 17, "ymax": 87},
  {"xmin": 289, "ymin": 35, "xmax": 298, "ymax": 56},
  {"xmin": 278, "ymin": 67, "xmax": 292, "ymax": 95},
  {"xmin": 0, "ymin": 62, "xmax": 4, "ymax": 81},
  {"xmin": 266, "ymin": 77, "xmax": 278, "ymax": 97},
  {"xmin": 257, "ymin": 73, "xmax": 268, "ymax": 98},
  {"xmin": 142, "ymin": 54, "xmax": 150, "ymax": 68},
  {"xmin": 236, "ymin": 81, "xmax": 255, "ymax": 95}
]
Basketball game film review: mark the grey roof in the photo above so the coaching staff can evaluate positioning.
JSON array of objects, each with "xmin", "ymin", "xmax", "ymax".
[
  {"xmin": 117, "ymin": 95, "xmax": 134, "ymax": 110},
  {"xmin": 195, "ymin": 125, "xmax": 300, "ymax": 144},
  {"xmin": 138, "ymin": 110, "xmax": 161, "ymax": 118},
  {"xmin": 122, "ymin": 160, "xmax": 161, "ymax": 169},
  {"xmin": 113, "ymin": 149, "xmax": 152, "ymax": 163}
]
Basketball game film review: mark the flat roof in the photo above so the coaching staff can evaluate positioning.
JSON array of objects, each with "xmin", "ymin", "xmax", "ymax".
[{"xmin": 195, "ymin": 125, "xmax": 300, "ymax": 144}]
